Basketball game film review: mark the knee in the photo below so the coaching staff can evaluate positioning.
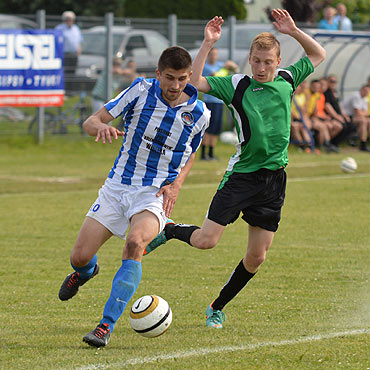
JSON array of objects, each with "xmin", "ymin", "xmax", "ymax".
[
  {"xmin": 245, "ymin": 251, "xmax": 267, "ymax": 270},
  {"xmin": 125, "ymin": 234, "xmax": 144, "ymax": 255},
  {"xmin": 70, "ymin": 248, "xmax": 91, "ymax": 268},
  {"xmin": 193, "ymin": 235, "xmax": 218, "ymax": 250}
]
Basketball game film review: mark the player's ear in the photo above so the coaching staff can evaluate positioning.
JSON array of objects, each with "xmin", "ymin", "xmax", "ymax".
[
  {"xmin": 155, "ymin": 69, "xmax": 160, "ymax": 80},
  {"xmin": 277, "ymin": 56, "xmax": 281, "ymax": 66}
]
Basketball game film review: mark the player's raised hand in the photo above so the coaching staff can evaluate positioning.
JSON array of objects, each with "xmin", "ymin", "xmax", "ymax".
[
  {"xmin": 95, "ymin": 124, "xmax": 123, "ymax": 144},
  {"xmin": 271, "ymin": 9, "xmax": 297, "ymax": 34},
  {"xmin": 204, "ymin": 16, "xmax": 224, "ymax": 44}
]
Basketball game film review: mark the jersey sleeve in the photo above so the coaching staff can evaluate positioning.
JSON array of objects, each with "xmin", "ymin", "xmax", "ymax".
[
  {"xmin": 205, "ymin": 75, "xmax": 235, "ymax": 105},
  {"xmin": 104, "ymin": 77, "xmax": 143, "ymax": 119},
  {"xmin": 286, "ymin": 57, "xmax": 314, "ymax": 89}
]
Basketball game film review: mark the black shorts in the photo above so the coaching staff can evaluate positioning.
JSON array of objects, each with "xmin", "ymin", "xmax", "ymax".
[{"xmin": 207, "ymin": 168, "xmax": 287, "ymax": 232}]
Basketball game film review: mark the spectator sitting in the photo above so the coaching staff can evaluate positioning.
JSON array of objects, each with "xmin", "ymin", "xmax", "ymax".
[
  {"xmin": 91, "ymin": 57, "xmax": 137, "ymax": 113},
  {"xmin": 120, "ymin": 60, "xmax": 143, "ymax": 90},
  {"xmin": 318, "ymin": 7, "xmax": 339, "ymax": 30},
  {"xmin": 291, "ymin": 82, "xmax": 315, "ymax": 153},
  {"xmin": 342, "ymin": 85, "xmax": 370, "ymax": 152},
  {"xmin": 306, "ymin": 78, "xmax": 339, "ymax": 152},
  {"xmin": 333, "ymin": 3, "xmax": 352, "ymax": 31},
  {"xmin": 324, "ymin": 74, "xmax": 357, "ymax": 146}
]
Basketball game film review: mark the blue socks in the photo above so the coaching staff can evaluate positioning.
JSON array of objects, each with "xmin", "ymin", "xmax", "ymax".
[
  {"xmin": 100, "ymin": 259, "xmax": 142, "ymax": 331},
  {"xmin": 71, "ymin": 254, "xmax": 97, "ymax": 279}
]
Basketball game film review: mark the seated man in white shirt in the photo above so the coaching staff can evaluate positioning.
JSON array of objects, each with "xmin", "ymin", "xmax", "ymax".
[{"xmin": 342, "ymin": 85, "xmax": 370, "ymax": 152}]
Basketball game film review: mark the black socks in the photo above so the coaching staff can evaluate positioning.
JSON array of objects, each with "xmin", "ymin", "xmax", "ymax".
[{"xmin": 212, "ymin": 259, "xmax": 256, "ymax": 311}]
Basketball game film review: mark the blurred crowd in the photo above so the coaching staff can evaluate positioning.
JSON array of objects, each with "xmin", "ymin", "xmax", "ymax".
[
  {"xmin": 318, "ymin": 3, "xmax": 352, "ymax": 31},
  {"xmin": 291, "ymin": 75, "xmax": 370, "ymax": 153}
]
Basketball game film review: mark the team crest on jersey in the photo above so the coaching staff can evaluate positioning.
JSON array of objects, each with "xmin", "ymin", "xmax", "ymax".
[{"xmin": 181, "ymin": 112, "xmax": 194, "ymax": 126}]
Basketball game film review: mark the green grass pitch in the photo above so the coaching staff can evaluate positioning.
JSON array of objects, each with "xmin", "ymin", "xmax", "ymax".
[{"xmin": 1, "ymin": 136, "xmax": 369, "ymax": 369}]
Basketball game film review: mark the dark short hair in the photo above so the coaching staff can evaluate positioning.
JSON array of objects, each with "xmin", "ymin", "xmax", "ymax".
[{"xmin": 158, "ymin": 46, "xmax": 192, "ymax": 72}]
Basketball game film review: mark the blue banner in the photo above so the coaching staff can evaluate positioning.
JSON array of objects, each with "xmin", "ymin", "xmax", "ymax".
[{"xmin": 0, "ymin": 29, "xmax": 64, "ymax": 106}]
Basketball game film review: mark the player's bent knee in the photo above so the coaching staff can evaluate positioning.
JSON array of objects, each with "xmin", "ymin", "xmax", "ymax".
[
  {"xmin": 246, "ymin": 253, "xmax": 266, "ymax": 269},
  {"xmin": 125, "ymin": 237, "xmax": 145, "ymax": 254},
  {"xmin": 194, "ymin": 236, "xmax": 218, "ymax": 249},
  {"xmin": 70, "ymin": 250, "xmax": 92, "ymax": 268}
]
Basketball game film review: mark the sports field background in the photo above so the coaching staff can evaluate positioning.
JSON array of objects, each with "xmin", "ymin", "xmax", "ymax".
[{"xmin": 1, "ymin": 136, "xmax": 369, "ymax": 369}]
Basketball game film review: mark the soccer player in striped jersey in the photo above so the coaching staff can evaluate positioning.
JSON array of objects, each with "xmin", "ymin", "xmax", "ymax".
[
  {"xmin": 58, "ymin": 46, "xmax": 210, "ymax": 347},
  {"xmin": 146, "ymin": 9, "xmax": 326, "ymax": 329}
]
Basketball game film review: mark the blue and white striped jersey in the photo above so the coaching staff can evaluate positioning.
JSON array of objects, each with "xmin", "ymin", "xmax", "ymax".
[{"xmin": 105, "ymin": 77, "xmax": 210, "ymax": 187}]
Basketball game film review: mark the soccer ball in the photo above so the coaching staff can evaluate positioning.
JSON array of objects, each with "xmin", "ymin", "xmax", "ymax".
[
  {"xmin": 341, "ymin": 157, "xmax": 357, "ymax": 173},
  {"xmin": 129, "ymin": 295, "xmax": 172, "ymax": 338},
  {"xmin": 220, "ymin": 131, "xmax": 238, "ymax": 145}
]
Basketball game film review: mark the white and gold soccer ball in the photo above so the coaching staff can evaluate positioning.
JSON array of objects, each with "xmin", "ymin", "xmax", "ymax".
[
  {"xmin": 341, "ymin": 157, "xmax": 358, "ymax": 173},
  {"xmin": 220, "ymin": 131, "xmax": 238, "ymax": 145},
  {"xmin": 129, "ymin": 295, "xmax": 172, "ymax": 338}
]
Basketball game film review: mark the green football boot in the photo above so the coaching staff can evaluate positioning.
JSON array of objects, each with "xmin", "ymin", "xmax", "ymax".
[
  {"xmin": 206, "ymin": 302, "xmax": 226, "ymax": 329},
  {"xmin": 144, "ymin": 219, "xmax": 174, "ymax": 255}
]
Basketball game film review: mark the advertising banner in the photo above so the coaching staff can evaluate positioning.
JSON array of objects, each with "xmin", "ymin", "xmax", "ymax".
[{"xmin": 0, "ymin": 29, "xmax": 64, "ymax": 107}]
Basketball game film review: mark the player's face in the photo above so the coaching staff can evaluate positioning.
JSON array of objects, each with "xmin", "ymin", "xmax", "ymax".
[
  {"xmin": 249, "ymin": 47, "xmax": 281, "ymax": 83},
  {"xmin": 156, "ymin": 68, "xmax": 192, "ymax": 106}
]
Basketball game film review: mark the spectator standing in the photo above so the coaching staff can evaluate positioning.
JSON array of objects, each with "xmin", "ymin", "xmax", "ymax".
[
  {"xmin": 201, "ymin": 48, "xmax": 238, "ymax": 160},
  {"xmin": 290, "ymin": 82, "xmax": 315, "ymax": 153},
  {"xmin": 333, "ymin": 3, "xmax": 352, "ymax": 31},
  {"xmin": 342, "ymin": 85, "xmax": 370, "ymax": 152},
  {"xmin": 318, "ymin": 7, "xmax": 339, "ymax": 30},
  {"xmin": 55, "ymin": 11, "xmax": 83, "ymax": 77}
]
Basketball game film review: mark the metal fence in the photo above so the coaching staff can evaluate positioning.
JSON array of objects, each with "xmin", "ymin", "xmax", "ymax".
[
  {"xmin": 1, "ymin": 12, "xmax": 370, "ymax": 140},
  {"xmin": 0, "ymin": 13, "xmax": 214, "ymax": 139}
]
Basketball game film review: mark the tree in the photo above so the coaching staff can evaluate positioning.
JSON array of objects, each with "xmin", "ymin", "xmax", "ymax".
[
  {"xmin": 123, "ymin": 0, "xmax": 247, "ymax": 20},
  {"xmin": 0, "ymin": 0, "xmax": 125, "ymax": 17}
]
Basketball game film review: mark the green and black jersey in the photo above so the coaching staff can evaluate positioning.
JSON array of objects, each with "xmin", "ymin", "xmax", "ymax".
[{"xmin": 206, "ymin": 56, "xmax": 314, "ymax": 174}]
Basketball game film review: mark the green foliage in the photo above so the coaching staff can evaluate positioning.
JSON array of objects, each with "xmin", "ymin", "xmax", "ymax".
[
  {"xmin": 0, "ymin": 0, "xmax": 125, "ymax": 17},
  {"xmin": 0, "ymin": 0, "xmax": 247, "ymax": 19},
  {"xmin": 123, "ymin": 0, "xmax": 246, "ymax": 20}
]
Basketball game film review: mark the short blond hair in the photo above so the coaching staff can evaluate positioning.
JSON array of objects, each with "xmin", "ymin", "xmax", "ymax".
[{"xmin": 250, "ymin": 32, "xmax": 280, "ymax": 58}]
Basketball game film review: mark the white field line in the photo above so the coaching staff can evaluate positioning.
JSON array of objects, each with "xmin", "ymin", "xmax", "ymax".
[
  {"xmin": 76, "ymin": 328, "xmax": 370, "ymax": 369},
  {"xmin": 0, "ymin": 174, "xmax": 82, "ymax": 183},
  {"xmin": 0, "ymin": 172, "xmax": 370, "ymax": 198}
]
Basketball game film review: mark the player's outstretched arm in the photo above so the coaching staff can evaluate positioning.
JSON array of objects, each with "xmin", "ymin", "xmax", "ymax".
[
  {"xmin": 82, "ymin": 107, "xmax": 124, "ymax": 144},
  {"xmin": 190, "ymin": 16, "xmax": 224, "ymax": 92},
  {"xmin": 272, "ymin": 8, "xmax": 326, "ymax": 68}
]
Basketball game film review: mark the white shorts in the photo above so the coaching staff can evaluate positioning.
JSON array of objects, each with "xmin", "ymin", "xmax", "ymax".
[{"xmin": 86, "ymin": 179, "xmax": 167, "ymax": 239}]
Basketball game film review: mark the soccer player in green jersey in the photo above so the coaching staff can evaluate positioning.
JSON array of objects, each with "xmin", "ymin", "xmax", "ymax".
[{"xmin": 146, "ymin": 9, "xmax": 326, "ymax": 328}]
